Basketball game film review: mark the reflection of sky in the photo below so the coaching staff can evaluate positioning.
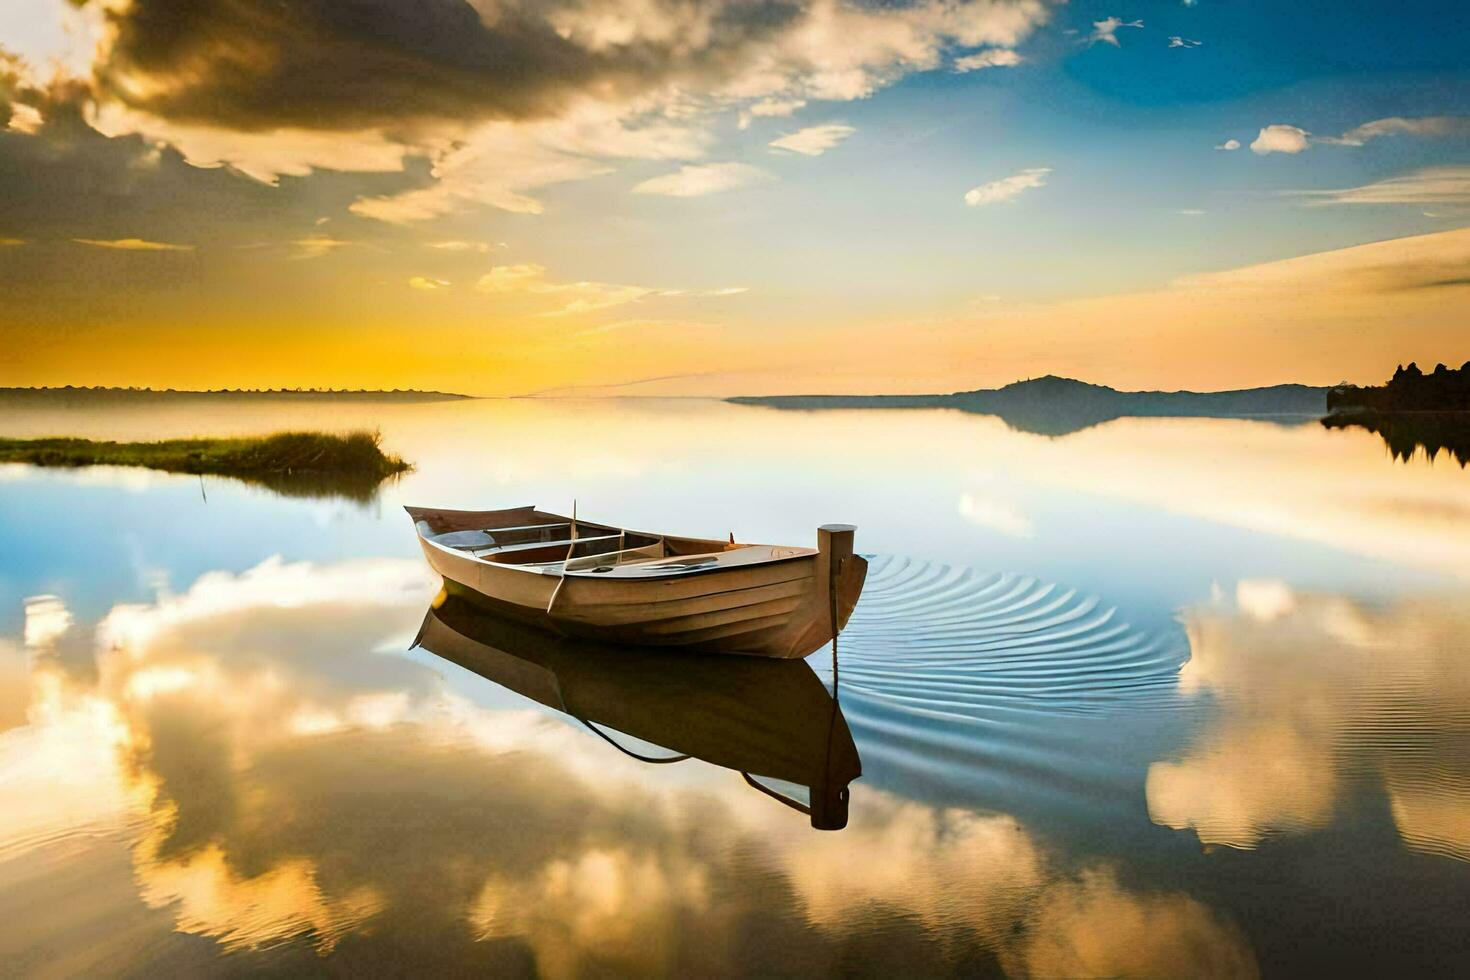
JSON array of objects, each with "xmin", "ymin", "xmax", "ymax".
[
  {"xmin": 1, "ymin": 558, "xmax": 1261, "ymax": 976},
  {"xmin": 0, "ymin": 399, "xmax": 1461, "ymax": 632},
  {"xmin": 1150, "ymin": 582, "xmax": 1470, "ymax": 862},
  {"xmin": 2, "ymin": 401, "xmax": 1469, "ymax": 971}
]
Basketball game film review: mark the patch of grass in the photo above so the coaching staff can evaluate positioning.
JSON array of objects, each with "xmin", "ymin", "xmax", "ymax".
[{"xmin": 0, "ymin": 430, "xmax": 412, "ymax": 500}]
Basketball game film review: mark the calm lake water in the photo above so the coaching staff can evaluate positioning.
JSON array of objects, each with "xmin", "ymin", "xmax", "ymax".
[{"xmin": 1, "ymin": 397, "xmax": 1468, "ymax": 976}]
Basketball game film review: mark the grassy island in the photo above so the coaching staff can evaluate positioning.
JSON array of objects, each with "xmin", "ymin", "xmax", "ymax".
[{"xmin": 0, "ymin": 430, "xmax": 411, "ymax": 500}]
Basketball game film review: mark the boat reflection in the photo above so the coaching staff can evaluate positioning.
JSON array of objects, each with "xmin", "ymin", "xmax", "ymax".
[{"xmin": 414, "ymin": 591, "xmax": 862, "ymax": 829}]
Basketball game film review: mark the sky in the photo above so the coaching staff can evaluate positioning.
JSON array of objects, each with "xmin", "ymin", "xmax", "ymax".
[{"xmin": 0, "ymin": 0, "xmax": 1467, "ymax": 396}]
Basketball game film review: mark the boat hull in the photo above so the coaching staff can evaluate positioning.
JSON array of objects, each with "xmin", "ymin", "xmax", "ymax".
[{"xmin": 413, "ymin": 510, "xmax": 866, "ymax": 659}]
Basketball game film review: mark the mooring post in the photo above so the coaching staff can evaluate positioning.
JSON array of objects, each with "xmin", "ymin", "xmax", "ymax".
[
  {"xmin": 817, "ymin": 524, "xmax": 856, "ymax": 626},
  {"xmin": 817, "ymin": 523, "xmax": 856, "ymax": 682}
]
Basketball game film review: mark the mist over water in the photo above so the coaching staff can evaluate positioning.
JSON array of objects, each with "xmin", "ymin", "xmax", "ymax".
[{"xmin": 1, "ymin": 396, "xmax": 1468, "ymax": 975}]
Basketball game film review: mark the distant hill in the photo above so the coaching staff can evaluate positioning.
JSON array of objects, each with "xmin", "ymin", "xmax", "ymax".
[
  {"xmin": 728, "ymin": 375, "xmax": 1330, "ymax": 436},
  {"xmin": 0, "ymin": 387, "xmax": 472, "ymax": 403}
]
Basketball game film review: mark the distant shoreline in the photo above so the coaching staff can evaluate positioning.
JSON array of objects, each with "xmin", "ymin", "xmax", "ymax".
[
  {"xmin": 0, "ymin": 387, "xmax": 473, "ymax": 401},
  {"xmin": 727, "ymin": 375, "xmax": 1331, "ymax": 437}
]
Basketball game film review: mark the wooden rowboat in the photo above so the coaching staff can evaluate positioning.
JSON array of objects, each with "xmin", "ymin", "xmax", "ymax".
[
  {"xmin": 415, "ymin": 592, "xmax": 861, "ymax": 829},
  {"xmin": 406, "ymin": 505, "xmax": 867, "ymax": 659}
]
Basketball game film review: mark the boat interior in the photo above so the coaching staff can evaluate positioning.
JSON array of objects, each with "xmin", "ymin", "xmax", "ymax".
[{"xmin": 411, "ymin": 507, "xmax": 813, "ymax": 577}]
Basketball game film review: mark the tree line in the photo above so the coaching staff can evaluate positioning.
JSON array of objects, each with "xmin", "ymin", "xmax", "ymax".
[{"xmin": 1329, "ymin": 361, "xmax": 1470, "ymax": 412}]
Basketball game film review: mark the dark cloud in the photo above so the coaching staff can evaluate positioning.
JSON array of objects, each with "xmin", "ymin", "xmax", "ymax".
[
  {"xmin": 84, "ymin": 0, "xmax": 804, "ymax": 132},
  {"xmin": 0, "ymin": 75, "xmax": 419, "ymax": 241}
]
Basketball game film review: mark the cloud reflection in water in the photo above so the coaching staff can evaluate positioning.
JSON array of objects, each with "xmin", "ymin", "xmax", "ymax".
[
  {"xmin": 0, "ymin": 557, "xmax": 1258, "ymax": 976},
  {"xmin": 1149, "ymin": 580, "xmax": 1470, "ymax": 862}
]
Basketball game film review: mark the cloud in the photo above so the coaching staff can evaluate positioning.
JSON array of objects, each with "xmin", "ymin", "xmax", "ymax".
[
  {"xmin": 1177, "ymin": 208, "xmax": 1205, "ymax": 216},
  {"xmin": 1088, "ymin": 17, "xmax": 1144, "ymax": 47},
  {"xmin": 425, "ymin": 240, "xmax": 503, "ymax": 253},
  {"xmin": 72, "ymin": 237, "xmax": 194, "ymax": 251},
  {"xmin": 1295, "ymin": 166, "xmax": 1470, "ymax": 206},
  {"xmin": 348, "ymin": 109, "xmax": 703, "ymax": 220},
  {"xmin": 737, "ymin": 97, "xmax": 806, "ymax": 128},
  {"xmin": 1214, "ymin": 139, "xmax": 1240, "ymax": 151},
  {"xmin": 1318, "ymin": 115, "xmax": 1470, "ymax": 147},
  {"xmin": 474, "ymin": 263, "xmax": 657, "ymax": 316},
  {"xmin": 6, "ymin": 102, "xmax": 42, "ymax": 134},
  {"xmin": 1246, "ymin": 116, "xmax": 1467, "ymax": 158},
  {"xmin": 0, "ymin": 237, "xmax": 25, "ymax": 246},
  {"xmin": 958, "ymin": 492, "xmax": 1033, "ymax": 538},
  {"xmin": 23, "ymin": 594, "xmax": 72, "ymax": 649},
  {"xmin": 768, "ymin": 123, "xmax": 855, "ymax": 157},
  {"xmin": 408, "ymin": 277, "xmax": 450, "ymax": 290},
  {"xmin": 50, "ymin": 0, "xmax": 1052, "ymax": 219},
  {"xmin": 476, "ymin": 263, "xmax": 555, "ymax": 293},
  {"xmin": 632, "ymin": 162, "xmax": 768, "ymax": 197},
  {"xmin": 1147, "ymin": 588, "xmax": 1470, "ymax": 860},
  {"xmin": 1250, "ymin": 124, "xmax": 1310, "ymax": 155},
  {"xmin": 88, "ymin": 102, "xmax": 414, "ymax": 186},
  {"xmin": 1167, "ymin": 36, "xmax": 1201, "ymax": 48},
  {"xmin": 1234, "ymin": 579, "xmax": 1295, "ymax": 622},
  {"xmin": 952, "ymin": 48, "xmax": 1023, "ymax": 72},
  {"xmin": 0, "ymin": 557, "xmax": 1255, "ymax": 977},
  {"xmin": 474, "ymin": 262, "xmax": 746, "ymax": 315},
  {"xmin": 291, "ymin": 234, "xmax": 351, "ymax": 259},
  {"xmin": 964, "ymin": 167, "xmax": 1051, "ymax": 207}
]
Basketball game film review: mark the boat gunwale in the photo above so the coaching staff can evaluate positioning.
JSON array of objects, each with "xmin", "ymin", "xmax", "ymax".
[{"xmin": 410, "ymin": 506, "xmax": 817, "ymax": 582}]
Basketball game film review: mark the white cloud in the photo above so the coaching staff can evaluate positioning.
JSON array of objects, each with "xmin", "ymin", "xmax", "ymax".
[
  {"xmin": 425, "ymin": 240, "xmax": 503, "ymax": 253},
  {"xmin": 89, "ymin": 102, "xmax": 412, "ymax": 186},
  {"xmin": 408, "ymin": 277, "xmax": 450, "ymax": 290},
  {"xmin": 72, "ymin": 237, "xmax": 194, "ymax": 251},
  {"xmin": 1245, "ymin": 116, "xmax": 1466, "ymax": 159},
  {"xmin": 1214, "ymin": 139, "xmax": 1240, "ymax": 151},
  {"xmin": 351, "ymin": 107, "xmax": 708, "ymax": 222},
  {"xmin": 1235, "ymin": 579, "xmax": 1296, "ymax": 622},
  {"xmin": 632, "ymin": 162, "xmax": 768, "ymax": 197},
  {"xmin": 1295, "ymin": 166, "xmax": 1470, "ymax": 206},
  {"xmin": 1177, "ymin": 209, "xmax": 1206, "ymax": 216},
  {"xmin": 1167, "ymin": 36, "xmax": 1201, "ymax": 48},
  {"xmin": 1250, "ymin": 124, "xmax": 1310, "ymax": 155},
  {"xmin": 291, "ymin": 235, "xmax": 351, "ymax": 259},
  {"xmin": 7, "ymin": 102, "xmax": 43, "ymax": 134},
  {"xmin": 964, "ymin": 167, "xmax": 1051, "ymax": 207},
  {"xmin": 768, "ymin": 123, "xmax": 855, "ymax": 156},
  {"xmin": 476, "ymin": 264, "xmax": 555, "ymax": 294},
  {"xmin": 952, "ymin": 48, "xmax": 1023, "ymax": 72},
  {"xmin": 737, "ymin": 98, "xmax": 807, "ymax": 129},
  {"xmin": 958, "ymin": 493, "xmax": 1033, "ymax": 538},
  {"xmin": 474, "ymin": 263, "xmax": 743, "ymax": 316},
  {"xmin": 1318, "ymin": 115, "xmax": 1470, "ymax": 147},
  {"xmin": 1088, "ymin": 17, "xmax": 1143, "ymax": 47},
  {"xmin": 23, "ymin": 595, "xmax": 72, "ymax": 649}
]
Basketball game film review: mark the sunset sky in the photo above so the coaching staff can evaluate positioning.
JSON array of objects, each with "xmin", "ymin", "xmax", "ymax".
[{"xmin": 1, "ymin": 0, "xmax": 1467, "ymax": 396}]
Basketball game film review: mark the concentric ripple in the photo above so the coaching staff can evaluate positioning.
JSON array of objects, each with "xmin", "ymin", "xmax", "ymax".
[{"xmin": 821, "ymin": 555, "xmax": 1189, "ymax": 717}]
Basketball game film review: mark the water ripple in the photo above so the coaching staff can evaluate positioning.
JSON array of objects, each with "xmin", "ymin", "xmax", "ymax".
[{"xmin": 821, "ymin": 555, "xmax": 1189, "ymax": 717}]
